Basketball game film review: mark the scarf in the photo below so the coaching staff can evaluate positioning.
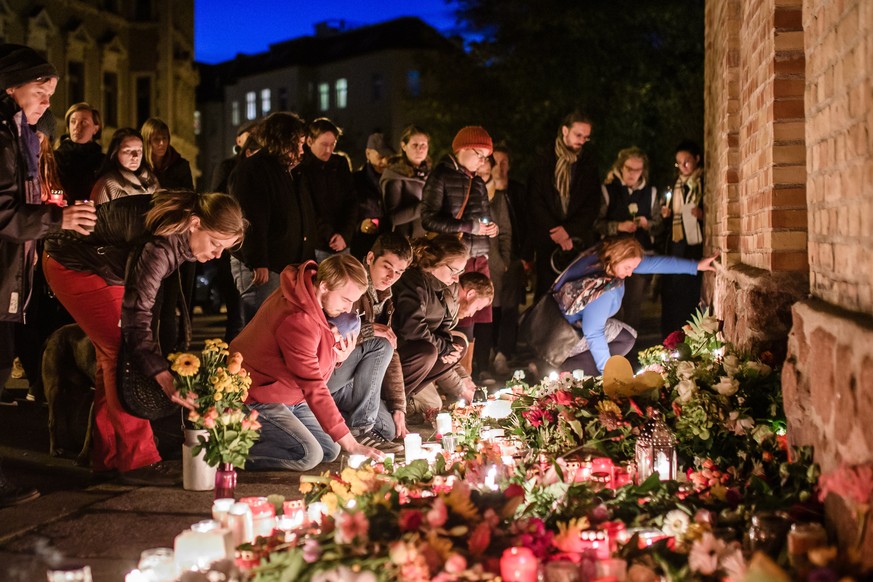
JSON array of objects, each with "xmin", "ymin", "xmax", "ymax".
[
  {"xmin": 553, "ymin": 271, "xmax": 621, "ymax": 317},
  {"xmin": 553, "ymin": 135, "xmax": 578, "ymax": 217},
  {"xmin": 671, "ymin": 167, "xmax": 703, "ymax": 243}
]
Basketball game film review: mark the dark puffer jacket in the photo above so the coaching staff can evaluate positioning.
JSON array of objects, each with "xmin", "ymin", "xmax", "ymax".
[
  {"xmin": 420, "ymin": 155, "xmax": 492, "ymax": 257},
  {"xmin": 44, "ymin": 195, "xmax": 194, "ymax": 377},
  {"xmin": 0, "ymin": 94, "xmax": 64, "ymax": 322},
  {"xmin": 391, "ymin": 266, "xmax": 457, "ymax": 358}
]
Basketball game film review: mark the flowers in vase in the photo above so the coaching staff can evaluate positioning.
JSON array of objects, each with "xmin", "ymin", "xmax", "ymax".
[{"xmin": 169, "ymin": 339, "xmax": 260, "ymax": 468}]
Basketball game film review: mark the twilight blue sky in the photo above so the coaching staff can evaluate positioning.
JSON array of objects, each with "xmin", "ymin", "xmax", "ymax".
[{"xmin": 195, "ymin": 0, "xmax": 460, "ymax": 64}]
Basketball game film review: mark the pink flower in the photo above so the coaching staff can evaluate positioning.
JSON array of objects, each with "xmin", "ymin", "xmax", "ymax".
[
  {"xmin": 203, "ymin": 415, "xmax": 216, "ymax": 429},
  {"xmin": 426, "ymin": 498, "xmax": 448, "ymax": 528},
  {"xmin": 444, "ymin": 553, "xmax": 467, "ymax": 574},
  {"xmin": 335, "ymin": 510, "xmax": 369, "ymax": 544},
  {"xmin": 467, "ymin": 522, "xmax": 491, "ymax": 556},
  {"xmin": 818, "ymin": 463, "xmax": 873, "ymax": 506},
  {"xmin": 398, "ymin": 509, "xmax": 423, "ymax": 532},
  {"xmin": 552, "ymin": 390, "xmax": 573, "ymax": 406},
  {"xmin": 302, "ymin": 539, "xmax": 321, "ymax": 563},
  {"xmin": 688, "ymin": 533, "xmax": 724, "ymax": 575}
]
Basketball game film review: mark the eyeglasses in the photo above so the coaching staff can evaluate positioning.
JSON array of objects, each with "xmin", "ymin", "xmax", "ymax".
[
  {"xmin": 471, "ymin": 150, "xmax": 489, "ymax": 160},
  {"xmin": 443, "ymin": 263, "xmax": 465, "ymax": 276}
]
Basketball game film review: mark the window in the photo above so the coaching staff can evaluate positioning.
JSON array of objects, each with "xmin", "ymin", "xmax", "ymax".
[
  {"xmin": 260, "ymin": 88, "xmax": 271, "ymax": 115},
  {"xmin": 135, "ymin": 76, "xmax": 151, "ymax": 128},
  {"xmin": 318, "ymin": 82, "xmax": 330, "ymax": 112},
  {"xmin": 278, "ymin": 87, "xmax": 288, "ymax": 111},
  {"xmin": 102, "ymin": 72, "xmax": 118, "ymax": 127},
  {"xmin": 193, "ymin": 110, "xmax": 201, "ymax": 136},
  {"xmin": 231, "ymin": 101, "xmax": 240, "ymax": 126},
  {"xmin": 406, "ymin": 70, "xmax": 421, "ymax": 97},
  {"xmin": 68, "ymin": 62, "xmax": 85, "ymax": 104},
  {"xmin": 245, "ymin": 91, "xmax": 256, "ymax": 120},
  {"xmin": 372, "ymin": 74, "xmax": 383, "ymax": 102},
  {"xmin": 335, "ymin": 78, "xmax": 348, "ymax": 109}
]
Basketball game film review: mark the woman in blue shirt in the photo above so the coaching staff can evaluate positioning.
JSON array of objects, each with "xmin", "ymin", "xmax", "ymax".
[{"xmin": 551, "ymin": 236, "xmax": 717, "ymax": 375}]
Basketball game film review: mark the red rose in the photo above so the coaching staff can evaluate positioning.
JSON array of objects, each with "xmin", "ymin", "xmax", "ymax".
[
  {"xmin": 663, "ymin": 330, "xmax": 686, "ymax": 350},
  {"xmin": 398, "ymin": 509, "xmax": 423, "ymax": 532}
]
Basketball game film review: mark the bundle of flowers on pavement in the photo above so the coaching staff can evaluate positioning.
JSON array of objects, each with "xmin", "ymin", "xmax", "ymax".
[
  {"xmin": 169, "ymin": 338, "xmax": 261, "ymax": 468},
  {"xmin": 167, "ymin": 315, "xmax": 873, "ymax": 581}
]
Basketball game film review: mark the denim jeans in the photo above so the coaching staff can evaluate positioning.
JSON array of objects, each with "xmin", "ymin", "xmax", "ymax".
[
  {"xmin": 327, "ymin": 337, "xmax": 392, "ymax": 436},
  {"xmin": 229, "ymin": 257, "xmax": 281, "ymax": 326},
  {"xmin": 245, "ymin": 402, "xmax": 341, "ymax": 471}
]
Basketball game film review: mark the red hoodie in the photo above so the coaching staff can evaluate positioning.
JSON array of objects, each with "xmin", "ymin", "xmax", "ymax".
[{"xmin": 230, "ymin": 261, "xmax": 349, "ymax": 442}]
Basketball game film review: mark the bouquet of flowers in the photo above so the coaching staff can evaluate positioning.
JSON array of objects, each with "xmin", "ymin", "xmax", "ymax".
[{"xmin": 169, "ymin": 338, "xmax": 260, "ymax": 468}]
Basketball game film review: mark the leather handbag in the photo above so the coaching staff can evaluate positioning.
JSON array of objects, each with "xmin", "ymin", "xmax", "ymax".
[
  {"xmin": 117, "ymin": 339, "xmax": 177, "ymax": 420},
  {"xmin": 519, "ymin": 293, "xmax": 583, "ymax": 368}
]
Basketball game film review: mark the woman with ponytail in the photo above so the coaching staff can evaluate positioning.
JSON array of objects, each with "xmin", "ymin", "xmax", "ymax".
[{"xmin": 43, "ymin": 190, "xmax": 246, "ymax": 485}]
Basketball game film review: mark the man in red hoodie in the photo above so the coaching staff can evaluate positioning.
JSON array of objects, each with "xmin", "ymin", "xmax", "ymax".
[{"xmin": 231, "ymin": 254, "xmax": 382, "ymax": 470}]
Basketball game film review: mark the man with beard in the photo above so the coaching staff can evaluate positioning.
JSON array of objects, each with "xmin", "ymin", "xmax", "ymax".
[{"xmin": 528, "ymin": 111, "xmax": 601, "ymax": 299}]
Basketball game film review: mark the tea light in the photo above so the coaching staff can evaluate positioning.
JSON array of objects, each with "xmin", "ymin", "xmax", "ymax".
[
  {"xmin": 307, "ymin": 501, "xmax": 327, "ymax": 525},
  {"xmin": 281, "ymin": 499, "xmax": 307, "ymax": 530},
  {"xmin": 435, "ymin": 412, "xmax": 453, "ymax": 435},
  {"xmin": 175, "ymin": 520, "xmax": 233, "ymax": 572},
  {"xmin": 240, "ymin": 497, "xmax": 276, "ymax": 539},
  {"xmin": 404, "ymin": 433, "xmax": 422, "ymax": 461},
  {"xmin": 500, "ymin": 547, "xmax": 538, "ymax": 582}
]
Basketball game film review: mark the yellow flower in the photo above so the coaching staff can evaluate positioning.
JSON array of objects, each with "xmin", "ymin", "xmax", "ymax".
[
  {"xmin": 330, "ymin": 479, "xmax": 352, "ymax": 501},
  {"xmin": 213, "ymin": 393, "xmax": 222, "ymax": 402},
  {"xmin": 167, "ymin": 352, "xmax": 180, "ymax": 363},
  {"xmin": 321, "ymin": 492, "xmax": 339, "ymax": 514},
  {"xmin": 299, "ymin": 481, "xmax": 313, "ymax": 494},
  {"xmin": 171, "ymin": 353, "xmax": 201, "ymax": 377}
]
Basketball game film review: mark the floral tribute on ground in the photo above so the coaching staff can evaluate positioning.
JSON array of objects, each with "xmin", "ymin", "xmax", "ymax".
[{"xmin": 202, "ymin": 315, "xmax": 868, "ymax": 581}]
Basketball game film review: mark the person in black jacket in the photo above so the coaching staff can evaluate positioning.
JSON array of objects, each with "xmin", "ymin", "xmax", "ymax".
[
  {"xmin": 349, "ymin": 132, "xmax": 394, "ymax": 260},
  {"xmin": 43, "ymin": 190, "xmax": 245, "ymax": 485},
  {"xmin": 0, "ymin": 44, "xmax": 96, "ymax": 506},
  {"xmin": 301, "ymin": 118, "xmax": 357, "ymax": 262},
  {"xmin": 54, "ymin": 102, "xmax": 105, "ymax": 203},
  {"xmin": 229, "ymin": 111, "xmax": 315, "ymax": 324},
  {"xmin": 528, "ymin": 111, "xmax": 601, "ymax": 299}
]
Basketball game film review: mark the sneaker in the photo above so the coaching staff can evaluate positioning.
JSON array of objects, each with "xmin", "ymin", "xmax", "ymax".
[
  {"xmin": 0, "ymin": 479, "xmax": 40, "ymax": 507},
  {"xmin": 357, "ymin": 430, "xmax": 404, "ymax": 454},
  {"xmin": 492, "ymin": 352, "xmax": 511, "ymax": 377},
  {"xmin": 119, "ymin": 461, "xmax": 181, "ymax": 487}
]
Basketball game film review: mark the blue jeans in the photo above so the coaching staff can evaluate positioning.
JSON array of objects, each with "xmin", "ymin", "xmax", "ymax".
[
  {"xmin": 327, "ymin": 337, "xmax": 396, "ymax": 439},
  {"xmin": 230, "ymin": 257, "xmax": 280, "ymax": 325},
  {"xmin": 245, "ymin": 402, "xmax": 341, "ymax": 471}
]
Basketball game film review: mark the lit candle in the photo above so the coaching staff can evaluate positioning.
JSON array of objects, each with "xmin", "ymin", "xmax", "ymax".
[
  {"xmin": 282, "ymin": 499, "xmax": 307, "ymax": 530},
  {"xmin": 306, "ymin": 502, "xmax": 327, "ymax": 525},
  {"xmin": 500, "ymin": 547, "xmax": 538, "ymax": 582},
  {"xmin": 655, "ymin": 451, "xmax": 670, "ymax": 480},
  {"xmin": 484, "ymin": 465, "xmax": 499, "ymax": 491},
  {"xmin": 548, "ymin": 371, "xmax": 559, "ymax": 382},
  {"xmin": 347, "ymin": 454, "xmax": 368, "ymax": 469},
  {"xmin": 212, "ymin": 498, "xmax": 235, "ymax": 527},
  {"xmin": 435, "ymin": 413, "xmax": 453, "ymax": 435}
]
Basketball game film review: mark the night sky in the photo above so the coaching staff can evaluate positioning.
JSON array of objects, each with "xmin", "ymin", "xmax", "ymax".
[{"xmin": 195, "ymin": 0, "xmax": 460, "ymax": 64}]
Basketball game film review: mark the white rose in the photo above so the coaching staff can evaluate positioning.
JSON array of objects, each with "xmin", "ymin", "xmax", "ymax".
[
  {"xmin": 722, "ymin": 354, "xmax": 740, "ymax": 376},
  {"xmin": 713, "ymin": 375, "xmax": 739, "ymax": 397},
  {"xmin": 676, "ymin": 361, "xmax": 696, "ymax": 380},
  {"xmin": 628, "ymin": 202, "xmax": 639, "ymax": 215},
  {"xmin": 743, "ymin": 361, "xmax": 772, "ymax": 377},
  {"xmin": 676, "ymin": 378, "xmax": 698, "ymax": 403}
]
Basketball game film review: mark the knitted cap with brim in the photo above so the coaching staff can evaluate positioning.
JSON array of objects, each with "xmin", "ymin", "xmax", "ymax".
[
  {"xmin": 0, "ymin": 44, "xmax": 58, "ymax": 90},
  {"xmin": 451, "ymin": 126, "xmax": 493, "ymax": 155}
]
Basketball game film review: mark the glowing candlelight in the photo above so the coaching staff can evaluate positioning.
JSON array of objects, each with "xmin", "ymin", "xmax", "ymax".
[
  {"xmin": 435, "ymin": 412, "xmax": 453, "ymax": 435},
  {"xmin": 500, "ymin": 547, "xmax": 538, "ymax": 582}
]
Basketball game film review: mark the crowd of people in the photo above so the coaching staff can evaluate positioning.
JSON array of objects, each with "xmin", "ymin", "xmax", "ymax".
[{"xmin": 0, "ymin": 43, "xmax": 716, "ymax": 505}]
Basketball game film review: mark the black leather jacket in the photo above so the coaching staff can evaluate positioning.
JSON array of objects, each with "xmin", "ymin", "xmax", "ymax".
[
  {"xmin": 45, "ymin": 195, "xmax": 194, "ymax": 377},
  {"xmin": 0, "ymin": 94, "xmax": 64, "ymax": 322},
  {"xmin": 391, "ymin": 266, "xmax": 458, "ymax": 357},
  {"xmin": 420, "ymin": 155, "xmax": 492, "ymax": 257}
]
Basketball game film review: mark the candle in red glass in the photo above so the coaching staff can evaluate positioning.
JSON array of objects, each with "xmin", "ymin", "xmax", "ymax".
[
  {"xmin": 500, "ymin": 547, "xmax": 538, "ymax": 582},
  {"xmin": 591, "ymin": 457, "xmax": 614, "ymax": 488}
]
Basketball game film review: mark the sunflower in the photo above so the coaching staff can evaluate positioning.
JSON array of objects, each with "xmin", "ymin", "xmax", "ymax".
[{"xmin": 171, "ymin": 353, "xmax": 201, "ymax": 377}]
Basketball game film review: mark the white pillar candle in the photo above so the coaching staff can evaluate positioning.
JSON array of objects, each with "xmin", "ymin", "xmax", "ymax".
[
  {"xmin": 404, "ymin": 433, "xmax": 422, "ymax": 461},
  {"xmin": 435, "ymin": 413, "xmax": 453, "ymax": 435}
]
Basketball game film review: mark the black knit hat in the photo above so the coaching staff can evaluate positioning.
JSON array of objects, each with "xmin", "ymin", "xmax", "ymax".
[{"xmin": 0, "ymin": 44, "xmax": 58, "ymax": 90}]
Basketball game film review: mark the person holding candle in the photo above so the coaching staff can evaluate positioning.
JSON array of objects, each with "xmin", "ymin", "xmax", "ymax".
[
  {"xmin": 231, "ymin": 254, "xmax": 384, "ymax": 471},
  {"xmin": 595, "ymin": 147, "xmax": 663, "ymax": 332},
  {"xmin": 43, "ymin": 190, "xmax": 243, "ymax": 484},
  {"xmin": 545, "ymin": 236, "xmax": 718, "ymax": 376},
  {"xmin": 0, "ymin": 43, "xmax": 97, "ymax": 503}
]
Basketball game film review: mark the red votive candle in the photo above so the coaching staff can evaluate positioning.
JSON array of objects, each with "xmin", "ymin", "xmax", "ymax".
[{"xmin": 500, "ymin": 546, "xmax": 538, "ymax": 582}]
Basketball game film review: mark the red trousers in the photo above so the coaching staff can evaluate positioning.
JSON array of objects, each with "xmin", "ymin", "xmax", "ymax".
[{"xmin": 43, "ymin": 256, "xmax": 160, "ymax": 472}]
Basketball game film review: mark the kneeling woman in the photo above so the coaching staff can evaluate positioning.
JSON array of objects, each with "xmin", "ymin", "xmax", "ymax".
[
  {"xmin": 44, "ymin": 190, "xmax": 245, "ymax": 484},
  {"xmin": 552, "ymin": 236, "xmax": 717, "ymax": 375}
]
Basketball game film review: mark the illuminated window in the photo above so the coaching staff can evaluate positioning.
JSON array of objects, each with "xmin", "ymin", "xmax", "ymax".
[
  {"xmin": 245, "ymin": 91, "xmax": 256, "ymax": 120},
  {"xmin": 318, "ymin": 82, "xmax": 330, "ymax": 111},
  {"xmin": 231, "ymin": 101, "xmax": 240, "ymax": 125},
  {"xmin": 193, "ymin": 110, "xmax": 201, "ymax": 136},
  {"xmin": 261, "ymin": 88, "xmax": 271, "ymax": 114},
  {"xmin": 335, "ymin": 78, "xmax": 348, "ymax": 109}
]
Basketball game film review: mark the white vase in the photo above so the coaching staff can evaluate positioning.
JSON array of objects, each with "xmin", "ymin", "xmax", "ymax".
[{"xmin": 183, "ymin": 429, "xmax": 217, "ymax": 491}]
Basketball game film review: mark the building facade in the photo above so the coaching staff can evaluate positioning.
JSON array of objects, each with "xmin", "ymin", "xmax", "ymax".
[
  {"xmin": 196, "ymin": 17, "xmax": 455, "ymax": 190},
  {"xmin": 0, "ymin": 0, "xmax": 198, "ymax": 179},
  {"xmin": 705, "ymin": 0, "xmax": 873, "ymax": 562}
]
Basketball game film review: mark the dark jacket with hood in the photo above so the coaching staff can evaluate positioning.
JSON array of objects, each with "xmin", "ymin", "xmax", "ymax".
[
  {"xmin": 229, "ymin": 149, "xmax": 317, "ymax": 272},
  {"xmin": 230, "ymin": 261, "xmax": 350, "ymax": 442},
  {"xmin": 153, "ymin": 145, "xmax": 194, "ymax": 191},
  {"xmin": 420, "ymin": 155, "xmax": 492, "ymax": 258},
  {"xmin": 44, "ymin": 195, "xmax": 194, "ymax": 377},
  {"xmin": 391, "ymin": 266, "xmax": 457, "ymax": 358},
  {"xmin": 54, "ymin": 138, "xmax": 105, "ymax": 203},
  {"xmin": 0, "ymin": 94, "xmax": 63, "ymax": 322}
]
